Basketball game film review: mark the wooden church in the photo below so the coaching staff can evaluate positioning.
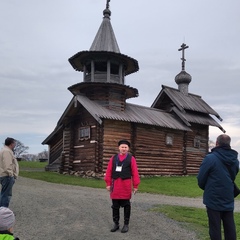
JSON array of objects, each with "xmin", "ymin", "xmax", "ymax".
[{"xmin": 42, "ymin": 1, "xmax": 225, "ymax": 176}]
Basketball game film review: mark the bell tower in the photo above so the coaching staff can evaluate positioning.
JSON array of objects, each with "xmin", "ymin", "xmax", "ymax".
[{"xmin": 68, "ymin": 1, "xmax": 139, "ymax": 111}]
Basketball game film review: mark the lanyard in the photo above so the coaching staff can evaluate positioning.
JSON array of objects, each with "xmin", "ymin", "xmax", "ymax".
[{"xmin": 116, "ymin": 153, "xmax": 128, "ymax": 166}]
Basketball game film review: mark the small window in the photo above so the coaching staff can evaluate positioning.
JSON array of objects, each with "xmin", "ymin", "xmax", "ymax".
[
  {"xmin": 79, "ymin": 127, "xmax": 90, "ymax": 140},
  {"xmin": 194, "ymin": 137, "xmax": 201, "ymax": 148},
  {"xmin": 111, "ymin": 63, "xmax": 119, "ymax": 74},
  {"xmin": 95, "ymin": 62, "xmax": 107, "ymax": 72},
  {"xmin": 166, "ymin": 135, "xmax": 173, "ymax": 146},
  {"xmin": 86, "ymin": 63, "xmax": 91, "ymax": 75}
]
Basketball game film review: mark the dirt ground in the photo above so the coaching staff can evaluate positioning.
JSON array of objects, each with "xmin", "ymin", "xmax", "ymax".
[{"xmin": 10, "ymin": 177, "xmax": 204, "ymax": 240}]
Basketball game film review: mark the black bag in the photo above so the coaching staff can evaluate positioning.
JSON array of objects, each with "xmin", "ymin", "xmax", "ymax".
[
  {"xmin": 224, "ymin": 163, "xmax": 240, "ymax": 198},
  {"xmin": 233, "ymin": 182, "xmax": 240, "ymax": 197}
]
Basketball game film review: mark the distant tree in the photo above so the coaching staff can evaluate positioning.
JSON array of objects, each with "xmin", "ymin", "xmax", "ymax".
[
  {"xmin": 37, "ymin": 150, "xmax": 49, "ymax": 160},
  {"xmin": 21, "ymin": 153, "xmax": 37, "ymax": 161},
  {"xmin": 20, "ymin": 150, "xmax": 48, "ymax": 161},
  {"xmin": 14, "ymin": 140, "xmax": 29, "ymax": 158}
]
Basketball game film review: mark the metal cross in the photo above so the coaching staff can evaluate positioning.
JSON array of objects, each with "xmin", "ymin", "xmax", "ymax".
[
  {"xmin": 106, "ymin": 0, "xmax": 110, "ymax": 9},
  {"xmin": 178, "ymin": 43, "xmax": 189, "ymax": 71}
]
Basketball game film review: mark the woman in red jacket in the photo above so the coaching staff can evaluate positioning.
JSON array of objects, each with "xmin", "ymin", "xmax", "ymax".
[{"xmin": 104, "ymin": 140, "xmax": 140, "ymax": 233}]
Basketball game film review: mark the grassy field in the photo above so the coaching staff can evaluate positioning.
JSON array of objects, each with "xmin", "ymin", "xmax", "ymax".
[{"xmin": 18, "ymin": 161, "xmax": 240, "ymax": 239}]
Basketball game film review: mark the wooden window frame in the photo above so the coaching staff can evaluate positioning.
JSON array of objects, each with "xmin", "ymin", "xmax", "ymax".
[
  {"xmin": 79, "ymin": 126, "xmax": 91, "ymax": 141},
  {"xmin": 166, "ymin": 134, "xmax": 173, "ymax": 146},
  {"xmin": 194, "ymin": 137, "xmax": 201, "ymax": 148}
]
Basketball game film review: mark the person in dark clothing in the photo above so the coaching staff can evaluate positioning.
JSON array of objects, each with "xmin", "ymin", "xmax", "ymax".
[{"xmin": 197, "ymin": 134, "xmax": 239, "ymax": 240}]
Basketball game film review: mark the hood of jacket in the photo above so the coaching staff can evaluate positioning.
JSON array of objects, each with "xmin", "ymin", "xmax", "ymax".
[{"xmin": 211, "ymin": 145, "xmax": 238, "ymax": 166}]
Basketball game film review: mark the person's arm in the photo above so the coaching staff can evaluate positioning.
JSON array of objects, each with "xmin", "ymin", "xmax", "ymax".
[
  {"xmin": 131, "ymin": 156, "xmax": 140, "ymax": 193},
  {"xmin": 13, "ymin": 157, "xmax": 19, "ymax": 179},
  {"xmin": 104, "ymin": 156, "xmax": 114, "ymax": 191},
  {"xmin": 2, "ymin": 151, "xmax": 14, "ymax": 177},
  {"xmin": 197, "ymin": 156, "xmax": 211, "ymax": 190}
]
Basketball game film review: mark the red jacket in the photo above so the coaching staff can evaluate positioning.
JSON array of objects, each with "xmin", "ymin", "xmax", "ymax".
[{"xmin": 104, "ymin": 154, "xmax": 140, "ymax": 199}]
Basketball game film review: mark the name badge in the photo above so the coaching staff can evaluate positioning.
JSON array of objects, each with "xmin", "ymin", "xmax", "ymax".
[{"xmin": 116, "ymin": 166, "xmax": 122, "ymax": 172}]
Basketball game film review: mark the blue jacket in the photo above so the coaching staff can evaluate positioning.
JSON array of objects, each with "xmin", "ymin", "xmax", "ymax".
[{"xmin": 197, "ymin": 146, "xmax": 239, "ymax": 211}]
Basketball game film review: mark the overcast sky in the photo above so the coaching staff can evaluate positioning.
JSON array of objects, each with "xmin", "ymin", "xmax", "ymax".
[{"xmin": 0, "ymin": 0, "xmax": 239, "ymax": 155}]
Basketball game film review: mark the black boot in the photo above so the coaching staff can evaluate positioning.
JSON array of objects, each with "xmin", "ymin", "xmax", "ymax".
[
  {"xmin": 111, "ymin": 207, "xmax": 120, "ymax": 232},
  {"xmin": 121, "ymin": 224, "xmax": 129, "ymax": 233},
  {"xmin": 111, "ymin": 223, "xmax": 119, "ymax": 232},
  {"xmin": 121, "ymin": 204, "xmax": 131, "ymax": 233}
]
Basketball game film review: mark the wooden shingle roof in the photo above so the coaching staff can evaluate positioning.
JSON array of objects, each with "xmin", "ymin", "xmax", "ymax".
[
  {"xmin": 68, "ymin": 3, "xmax": 139, "ymax": 76},
  {"xmin": 42, "ymin": 94, "xmax": 192, "ymax": 145},
  {"xmin": 151, "ymin": 85, "xmax": 225, "ymax": 132},
  {"xmin": 89, "ymin": 6, "xmax": 120, "ymax": 53},
  {"xmin": 75, "ymin": 94, "xmax": 191, "ymax": 131},
  {"xmin": 152, "ymin": 85, "xmax": 221, "ymax": 118}
]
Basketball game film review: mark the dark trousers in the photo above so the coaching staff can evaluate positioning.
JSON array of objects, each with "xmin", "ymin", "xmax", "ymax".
[
  {"xmin": 0, "ymin": 176, "xmax": 15, "ymax": 207},
  {"xmin": 112, "ymin": 199, "xmax": 131, "ymax": 225},
  {"xmin": 207, "ymin": 207, "xmax": 236, "ymax": 240}
]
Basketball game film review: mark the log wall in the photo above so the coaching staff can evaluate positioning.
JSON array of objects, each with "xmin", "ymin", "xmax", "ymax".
[
  {"xmin": 185, "ymin": 124, "xmax": 209, "ymax": 175},
  {"xmin": 70, "ymin": 108, "xmax": 98, "ymax": 172},
  {"xmin": 102, "ymin": 119, "xmax": 132, "ymax": 170},
  {"xmin": 134, "ymin": 125, "xmax": 185, "ymax": 175},
  {"xmin": 57, "ymin": 116, "xmax": 209, "ymax": 176},
  {"xmin": 102, "ymin": 120, "xmax": 186, "ymax": 176},
  {"xmin": 60, "ymin": 127, "xmax": 72, "ymax": 173},
  {"xmin": 48, "ymin": 131, "xmax": 63, "ymax": 165},
  {"xmin": 101, "ymin": 120, "xmax": 209, "ymax": 176}
]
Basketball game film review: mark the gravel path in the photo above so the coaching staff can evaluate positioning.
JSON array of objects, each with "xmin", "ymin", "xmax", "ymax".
[{"xmin": 9, "ymin": 177, "xmax": 240, "ymax": 240}]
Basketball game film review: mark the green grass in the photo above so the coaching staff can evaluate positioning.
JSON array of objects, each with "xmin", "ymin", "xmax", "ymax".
[
  {"xmin": 18, "ymin": 161, "xmax": 47, "ymax": 169},
  {"xmin": 18, "ymin": 161, "xmax": 240, "ymax": 197},
  {"xmin": 19, "ymin": 161, "xmax": 203, "ymax": 197},
  {"xmin": 138, "ymin": 175, "xmax": 202, "ymax": 197},
  {"xmin": 152, "ymin": 205, "xmax": 209, "ymax": 239},
  {"xmin": 18, "ymin": 161, "xmax": 240, "ymax": 239},
  {"xmin": 152, "ymin": 205, "xmax": 240, "ymax": 240}
]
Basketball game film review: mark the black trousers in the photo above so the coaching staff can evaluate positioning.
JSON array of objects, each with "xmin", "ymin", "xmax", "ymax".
[
  {"xmin": 112, "ymin": 199, "xmax": 131, "ymax": 225},
  {"xmin": 207, "ymin": 207, "xmax": 236, "ymax": 240}
]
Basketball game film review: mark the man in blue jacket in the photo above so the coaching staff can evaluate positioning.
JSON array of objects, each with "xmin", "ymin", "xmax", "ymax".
[{"xmin": 197, "ymin": 134, "xmax": 239, "ymax": 240}]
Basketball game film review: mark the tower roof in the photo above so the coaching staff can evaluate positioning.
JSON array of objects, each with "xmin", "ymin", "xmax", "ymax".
[
  {"xmin": 68, "ymin": 1, "xmax": 139, "ymax": 75},
  {"xmin": 89, "ymin": 1, "xmax": 120, "ymax": 53}
]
